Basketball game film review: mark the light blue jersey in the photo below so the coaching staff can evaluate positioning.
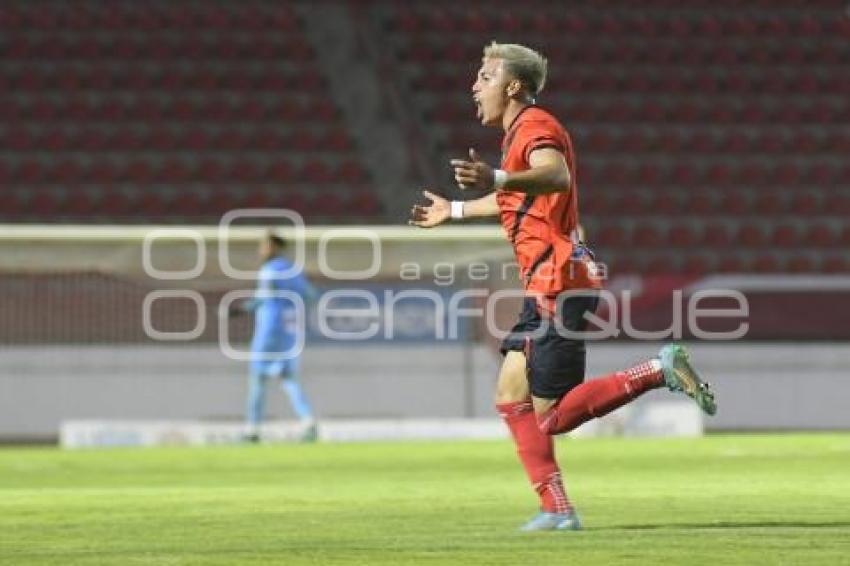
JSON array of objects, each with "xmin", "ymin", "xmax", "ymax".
[{"xmin": 245, "ymin": 256, "xmax": 314, "ymax": 377}]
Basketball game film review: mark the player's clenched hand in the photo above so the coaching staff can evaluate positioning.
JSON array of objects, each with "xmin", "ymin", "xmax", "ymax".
[
  {"xmin": 450, "ymin": 148, "xmax": 494, "ymax": 191},
  {"xmin": 409, "ymin": 190, "xmax": 451, "ymax": 228}
]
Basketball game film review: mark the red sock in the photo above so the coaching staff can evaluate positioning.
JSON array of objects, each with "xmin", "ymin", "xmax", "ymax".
[
  {"xmin": 497, "ymin": 399, "xmax": 573, "ymax": 513},
  {"xmin": 538, "ymin": 360, "xmax": 664, "ymax": 435}
]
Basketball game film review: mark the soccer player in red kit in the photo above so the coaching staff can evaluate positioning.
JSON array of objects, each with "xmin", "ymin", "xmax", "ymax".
[{"xmin": 410, "ymin": 42, "xmax": 716, "ymax": 531}]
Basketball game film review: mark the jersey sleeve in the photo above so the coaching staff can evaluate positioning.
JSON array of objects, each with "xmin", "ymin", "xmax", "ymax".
[{"xmin": 515, "ymin": 118, "xmax": 567, "ymax": 166}]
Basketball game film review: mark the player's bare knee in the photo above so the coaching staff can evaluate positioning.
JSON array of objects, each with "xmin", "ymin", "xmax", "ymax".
[
  {"xmin": 495, "ymin": 372, "xmax": 528, "ymax": 402},
  {"xmin": 495, "ymin": 382, "xmax": 527, "ymax": 403},
  {"xmin": 495, "ymin": 352, "xmax": 529, "ymax": 403}
]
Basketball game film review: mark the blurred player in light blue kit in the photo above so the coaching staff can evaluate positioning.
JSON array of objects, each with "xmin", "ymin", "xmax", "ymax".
[{"xmin": 232, "ymin": 231, "xmax": 318, "ymax": 442}]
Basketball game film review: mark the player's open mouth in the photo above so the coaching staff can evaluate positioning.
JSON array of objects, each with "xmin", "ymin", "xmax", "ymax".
[{"xmin": 473, "ymin": 97, "xmax": 482, "ymax": 119}]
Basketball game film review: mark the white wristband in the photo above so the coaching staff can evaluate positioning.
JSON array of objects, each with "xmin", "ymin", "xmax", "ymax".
[
  {"xmin": 450, "ymin": 200, "xmax": 464, "ymax": 219},
  {"xmin": 493, "ymin": 169, "xmax": 508, "ymax": 190}
]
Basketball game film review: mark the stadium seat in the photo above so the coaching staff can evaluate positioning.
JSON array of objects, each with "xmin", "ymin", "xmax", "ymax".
[
  {"xmin": 47, "ymin": 159, "xmax": 83, "ymax": 183},
  {"xmin": 823, "ymin": 194, "xmax": 850, "ymax": 215},
  {"xmin": 752, "ymin": 254, "xmax": 781, "ymax": 273},
  {"xmin": 14, "ymin": 159, "xmax": 43, "ymax": 184},
  {"xmin": 267, "ymin": 161, "xmax": 294, "ymax": 184},
  {"xmin": 633, "ymin": 225, "xmax": 663, "ymax": 248},
  {"xmin": 701, "ymin": 223, "xmax": 731, "ymax": 248},
  {"xmin": 3, "ymin": 0, "xmax": 845, "ymax": 239},
  {"xmin": 300, "ymin": 161, "xmax": 334, "ymax": 184},
  {"xmin": 770, "ymin": 224, "xmax": 799, "ymax": 248},
  {"xmin": 822, "ymin": 255, "xmax": 849, "ymax": 273},
  {"xmin": 667, "ymin": 224, "xmax": 698, "ymax": 248},
  {"xmin": 194, "ymin": 159, "xmax": 226, "ymax": 183},
  {"xmin": 336, "ymin": 160, "xmax": 369, "ymax": 184},
  {"xmin": 227, "ymin": 160, "xmax": 264, "ymax": 183},
  {"xmin": 348, "ymin": 190, "xmax": 383, "ymax": 217},
  {"xmin": 682, "ymin": 255, "xmax": 711, "ymax": 275},
  {"xmin": 253, "ymin": 129, "xmax": 285, "ymax": 151},
  {"xmin": 736, "ymin": 225, "xmax": 766, "ymax": 247},
  {"xmin": 786, "ymin": 254, "xmax": 815, "ymax": 273},
  {"xmin": 597, "ymin": 226, "xmax": 626, "ymax": 247}
]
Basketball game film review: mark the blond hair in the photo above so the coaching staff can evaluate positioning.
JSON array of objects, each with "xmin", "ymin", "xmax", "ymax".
[{"xmin": 483, "ymin": 41, "xmax": 548, "ymax": 95}]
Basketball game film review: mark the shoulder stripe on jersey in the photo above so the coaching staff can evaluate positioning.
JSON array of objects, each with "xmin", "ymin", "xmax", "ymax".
[
  {"xmin": 525, "ymin": 244, "xmax": 554, "ymax": 285},
  {"xmin": 511, "ymin": 194, "xmax": 537, "ymax": 243}
]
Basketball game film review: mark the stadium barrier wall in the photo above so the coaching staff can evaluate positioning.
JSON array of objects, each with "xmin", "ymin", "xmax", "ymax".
[{"xmin": 2, "ymin": 343, "xmax": 849, "ymax": 442}]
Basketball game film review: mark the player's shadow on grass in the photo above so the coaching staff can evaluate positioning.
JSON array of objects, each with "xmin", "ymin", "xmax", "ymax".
[{"xmin": 598, "ymin": 520, "xmax": 850, "ymax": 531}]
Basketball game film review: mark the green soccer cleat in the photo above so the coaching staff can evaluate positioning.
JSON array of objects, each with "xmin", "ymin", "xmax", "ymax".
[{"xmin": 659, "ymin": 344, "xmax": 717, "ymax": 416}]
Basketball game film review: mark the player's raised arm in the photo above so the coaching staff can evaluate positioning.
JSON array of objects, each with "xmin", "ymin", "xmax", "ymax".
[
  {"xmin": 451, "ymin": 146, "xmax": 570, "ymax": 196},
  {"xmin": 409, "ymin": 190, "xmax": 499, "ymax": 228}
]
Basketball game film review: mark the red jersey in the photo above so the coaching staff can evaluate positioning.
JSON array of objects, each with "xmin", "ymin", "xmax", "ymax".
[{"xmin": 495, "ymin": 106, "xmax": 601, "ymax": 300}]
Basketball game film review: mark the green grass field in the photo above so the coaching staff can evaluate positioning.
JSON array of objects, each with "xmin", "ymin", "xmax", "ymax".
[{"xmin": 2, "ymin": 434, "xmax": 849, "ymax": 565}]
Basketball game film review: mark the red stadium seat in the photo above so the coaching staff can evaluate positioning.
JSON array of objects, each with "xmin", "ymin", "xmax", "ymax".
[
  {"xmin": 278, "ymin": 191, "xmax": 308, "ymax": 213},
  {"xmin": 0, "ymin": 6, "xmax": 23, "ymax": 29},
  {"xmin": 786, "ymin": 255, "xmax": 815, "ymax": 273},
  {"xmin": 718, "ymin": 193, "xmax": 749, "ymax": 215},
  {"xmin": 310, "ymin": 193, "xmax": 345, "ymax": 217},
  {"xmin": 840, "ymin": 226, "xmax": 850, "ymax": 247},
  {"xmin": 752, "ymin": 254, "xmax": 780, "ymax": 273},
  {"xmin": 701, "ymin": 223, "xmax": 731, "ymax": 248},
  {"xmin": 770, "ymin": 224, "xmax": 799, "ymax": 248},
  {"xmin": 349, "ymin": 190, "xmax": 382, "ymax": 216},
  {"xmin": 86, "ymin": 161, "xmax": 117, "ymax": 184},
  {"xmin": 289, "ymin": 130, "xmax": 318, "ymax": 152},
  {"xmin": 613, "ymin": 192, "xmax": 647, "ymax": 215},
  {"xmin": 667, "ymin": 224, "xmax": 698, "ymax": 248},
  {"xmin": 633, "ymin": 226, "xmax": 663, "ymax": 248},
  {"xmin": 645, "ymin": 256, "xmax": 676, "ymax": 274},
  {"xmin": 686, "ymin": 193, "xmax": 715, "ymax": 215},
  {"xmin": 336, "ymin": 160, "xmax": 369, "ymax": 183},
  {"xmin": 194, "ymin": 159, "xmax": 226, "ymax": 183},
  {"xmin": 300, "ymin": 160, "xmax": 333, "ymax": 184},
  {"xmin": 822, "ymin": 256, "xmax": 849, "ymax": 273},
  {"xmin": 252, "ymin": 129, "xmax": 285, "ymax": 151},
  {"xmin": 268, "ymin": 161, "xmax": 294, "ymax": 184},
  {"xmin": 736, "ymin": 225, "xmax": 766, "ymax": 247},
  {"xmin": 65, "ymin": 190, "xmax": 98, "ymax": 216},
  {"xmin": 122, "ymin": 160, "xmax": 154, "ymax": 184},
  {"xmin": 646, "ymin": 191, "xmax": 680, "ymax": 215},
  {"xmin": 530, "ymin": 12, "xmax": 558, "ymax": 34},
  {"xmin": 753, "ymin": 193, "xmax": 784, "ymax": 215},
  {"xmin": 461, "ymin": 8, "xmax": 489, "ymax": 33},
  {"xmin": 823, "ymin": 194, "xmax": 850, "ymax": 215},
  {"xmin": 47, "ymin": 159, "xmax": 83, "ymax": 183},
  {"xmin": 791, "ymin": 193, "xmax": 819, "ymax": 215},
  {"xmin": 393, "ymin": 7, "xmax": 423, "ymax": 33},
  {"xmin": 804, "ymin": 224, "xmax": 837, "ymax": 247},
  {"xmin": 14, "ymin": 159, "xmax": 43, "ymax": 184},
  {"xmin": 682, "ymin": 255, "xmax": 711, "ymax": 275},
  {"xmin": 158, "ymin": 159, "xmax": 193, "ymax": 183},
  {"xmin": 4, "ymin": 127, "xmax": 36, "ymax": 151},
  {"xmin": 323, "ymin": 129, "xmax": 353, "ymax": 152},
  {"xmin": 28, "ymin": 190, "xmax": 61, "ymax": 215},
  {"xmin": 183, "ymin": 130, "xmax": 212, "ymax": 152},
  {"xmin": 597, "ymin": 226, "xmax": 626, "ymax": 248},
  {"xmin": 227, "ymin": 160, "xmax": 264, "ymax": 183}
]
